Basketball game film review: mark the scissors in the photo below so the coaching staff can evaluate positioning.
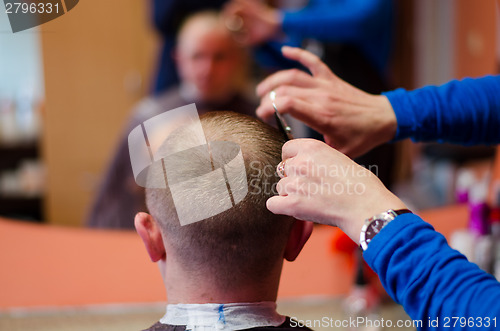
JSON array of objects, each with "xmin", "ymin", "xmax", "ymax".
[{"xmin": 270, "ymin": 91, "xmax": 293, "ymax": 141}]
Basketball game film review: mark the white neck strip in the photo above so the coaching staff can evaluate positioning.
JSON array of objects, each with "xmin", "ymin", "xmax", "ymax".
[{"xmin": 160, "ymin": 302, "xmax": 285, "ymax": 330}]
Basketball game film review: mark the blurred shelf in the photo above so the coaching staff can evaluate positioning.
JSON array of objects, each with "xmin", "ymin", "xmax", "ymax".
[
  {"xmin": 0, "ymin": 196, "xmax": 43, "ymax": 222},
  {"xmin": 0, "ymin": 143, "xmax": 39, "ymax": 169},
  {"xmin": 423, "ymin": 143, "xmax": 496, "ymax": 163},
  {"xmin": 0, "ymin": 143, "xmax": 43, "ymax": 222}
]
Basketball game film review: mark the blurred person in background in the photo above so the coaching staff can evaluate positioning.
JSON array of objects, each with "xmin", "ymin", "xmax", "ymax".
[
  {"xmin": 87, "ymin": 11, "xmax": 256, "ymax": 228},
  {"xmin": 150, "ymin": 0, "xmax": 230, "ymax": 94}
]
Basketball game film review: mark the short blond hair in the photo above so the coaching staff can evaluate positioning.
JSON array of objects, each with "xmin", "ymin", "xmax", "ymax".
[{"xmin": 146, "ymin": 111, "xmax": 294, "ymax": 288}]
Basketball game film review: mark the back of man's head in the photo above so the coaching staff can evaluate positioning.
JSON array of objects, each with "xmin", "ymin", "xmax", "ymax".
[{"xmin": 145, "ymin": 111, "xmax": 295, "ymax": 289}]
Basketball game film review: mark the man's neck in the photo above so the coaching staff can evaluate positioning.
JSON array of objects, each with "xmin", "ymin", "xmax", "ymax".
[{"xmin": 163, "ymin": 258, "xmax": 283, "ymax": 304}]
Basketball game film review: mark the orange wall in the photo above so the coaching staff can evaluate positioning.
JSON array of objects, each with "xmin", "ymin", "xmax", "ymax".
[
  {"xmin": 455, "ymin": 0, "xmax": 498, "ymax": 78},
  {"xmin": 0, "ymin": 205, "xmax": 469, "ymax": 309}
]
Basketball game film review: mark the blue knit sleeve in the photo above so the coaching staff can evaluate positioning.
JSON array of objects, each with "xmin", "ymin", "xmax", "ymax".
[
  {"xmin": 364, "ymin": 214, "xmax": 500, "ymax": 330},
  {"xmin": 281, "ymin": 0, "xmax": 392, "ymax": 72},
  {"xmin": 382, "ymin": 75, "xmax": 500, "ymax": 145},
  {"xmin": 282, "ymin": 0, "xmax": 387, "ymax": 41}
]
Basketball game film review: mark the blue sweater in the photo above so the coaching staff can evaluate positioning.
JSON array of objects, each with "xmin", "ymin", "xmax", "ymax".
[
  {"xmin": 365, "ymin": 76, "xmax": 500, "ymax": 330},
  {"xmin": 282, "ymin": 0, "xmax": 393, "ymax": 75}
]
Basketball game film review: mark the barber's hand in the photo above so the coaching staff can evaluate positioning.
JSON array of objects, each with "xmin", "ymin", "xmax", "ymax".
[
  {"xmin": 223, "ymin": 0, "xmax": 282, "ymax": 45},
  {"xmin": 257, "ymin": 47, "xmax": 397, "ymax": 159},
  {"xmin": 269, "ymin": 139, "xmax": 406, "ymax": 243}
]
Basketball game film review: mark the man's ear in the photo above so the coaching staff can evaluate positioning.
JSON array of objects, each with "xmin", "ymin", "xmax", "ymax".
[
  {"xmin": 134, "ymin": 212, "xmax": 166, "ymax": 262},
  {"xmin": 284, "ymin": 220, "xmax": 313, "ymax": 262}
]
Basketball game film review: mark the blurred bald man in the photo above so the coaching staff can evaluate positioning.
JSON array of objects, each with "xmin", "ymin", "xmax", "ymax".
[{"xmin": 88, "ymin": 11, "xmax": 256, "ymax": 228}]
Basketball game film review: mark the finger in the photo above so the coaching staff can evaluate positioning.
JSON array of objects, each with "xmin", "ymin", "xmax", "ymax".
[
  {"xmin": 273, "ymin": 85, "xmax": 316, "ymax": 102},
  {"xmin": 256, "ymin": 68, "xmax": 315, "ymax": 97},
  {"xmin": 281, "ymin": 139, "xmax": 305, "ymax": 160},
  {"xmin": 255, "ymin": 101, "xmax": 275, "ymax": 120},
  {"xmin": 283, "ymin": 138, "xmax": 328, "ymax": 160},
  {"xmin": 256, "ymin": 89, "xmax": 311, "ymax": 120},
  {"xmin": 279, "ymin": 152, "xmax": 313, "ymax": 179},
  {"xmin": 276, "ymin": 159, "xmax": 287, "ymax": 179},
  {"xmin": 258, "ymin": 95, "xmax": 330, "ymax": 138},
  {"xmin": 276, "ymin": 157, "xmax": 300, "ymax": 179},
  {"xmin": 266, "ymin": 195, "xmax": 295, "ymax": 217},
  {"xmin": 275, "ymin": 176, "xmax": 293, "ymax": 195},
  {"xmin": 281, "ymin": 46, "xmax": 334, "ymax": 79}
]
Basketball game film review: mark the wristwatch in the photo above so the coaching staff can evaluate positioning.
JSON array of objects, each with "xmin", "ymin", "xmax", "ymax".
[{"xmin": 359, "ymin": 209, "xmax": 412, "ymax": 251}]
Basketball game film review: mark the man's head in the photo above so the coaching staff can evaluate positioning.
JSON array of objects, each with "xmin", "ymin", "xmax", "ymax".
[
  {"xmin": 135, "ymin": 111, "xmax": 312, "ymax": 301},
  {"xmin": 175, "ymin": 11, "xmax": 247, "ymax": 104}
]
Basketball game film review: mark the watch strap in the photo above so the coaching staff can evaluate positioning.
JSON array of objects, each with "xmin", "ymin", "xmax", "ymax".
[{"xmin": 393, "ymin": 209, "xmax": 412, "ymax": 216}]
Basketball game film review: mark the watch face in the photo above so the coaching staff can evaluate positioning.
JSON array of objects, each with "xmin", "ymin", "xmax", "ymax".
[{"xmin": 365, "ymin": 219, "xmax": 387, "ymax": 243}]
